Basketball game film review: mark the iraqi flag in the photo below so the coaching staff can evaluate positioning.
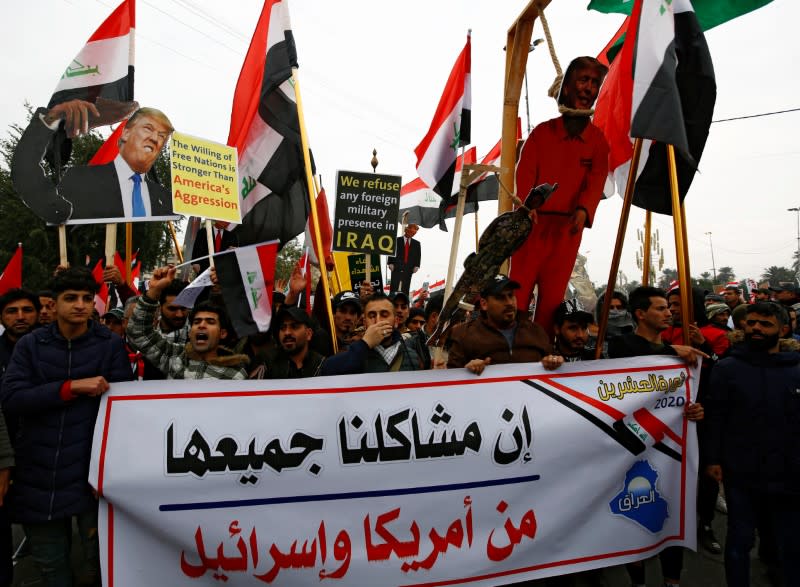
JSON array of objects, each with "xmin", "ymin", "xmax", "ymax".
[
  {"xmin": 442, "ymin": 119, "xmax": 522, "ymax": 220},
  {"xmin": 214, "ymin": 241, "xmax": 279, "ymax": 336},
  {"xmin": 48, "ymin": 0, "xmax": 135, "ymax": 109},
  {"xmin": 0, "ymin": 245, "xmax": 22, "ymax": 296},
  {"xmin": 593, "ymin": 0, "xmax": 716, "ymax": 215},
  {"xmin": 227, "ymin": 0, "xmax": 310, "ymax": 247},
  {"xmin": 304, "ymin": 187, "xmax": 333, "ymax": 269},
  {"xmin": 397, "ymin": 177, "xmax": 443, "ymax": 230},
  {"xmin": 414, "ymin": 32, "xmax": 471, "ymax": 201},
  {"xmin": 399, "ymin": 147, "xmax": 476, "ymax": 231}
]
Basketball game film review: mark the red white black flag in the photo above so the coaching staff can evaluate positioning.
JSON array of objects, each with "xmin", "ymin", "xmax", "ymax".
[
  {"xmin": 48, "ymin": 0, "xmax": 135, "ymax": 109},
  {"xmin": 0, "ymin": 245, "xmax": 22, "ymax": 296},
  {"xmin": 227, "ymin": 0, "xmax": 310, "ymax": 247},
  {"xmin": 593, "ymin": 0, "xmax": 715, "ymax": 215},
  {"xmin": 414, "ymin": 33, "xmax": 471, "ymax": 202},
  {"xmin": 214, "ymin": 241, "xmax": 279, "ymax": 336}
]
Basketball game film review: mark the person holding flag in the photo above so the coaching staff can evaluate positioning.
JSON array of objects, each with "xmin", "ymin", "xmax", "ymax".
[
  {"xmin": 509, "ymin": 56, "xmax": 610, "ymax": 335},
  {"xmin": 127, "ymin": 266, "xmax": 250, "ymax": 380}
]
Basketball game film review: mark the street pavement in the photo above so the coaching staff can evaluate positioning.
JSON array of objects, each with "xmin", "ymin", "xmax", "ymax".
[{"xmin": 10, "ymin": 510, "xmax": 777, "ymax": 586}]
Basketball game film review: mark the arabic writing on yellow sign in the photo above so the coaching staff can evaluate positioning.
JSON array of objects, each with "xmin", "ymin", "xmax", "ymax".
[
  {"xmin": 597, "ymin": 372, "xmax": 687, "ymax": 402},
  {"xmin": 170, "ymin": 131, "xmax": 241, "ymax": 224}
]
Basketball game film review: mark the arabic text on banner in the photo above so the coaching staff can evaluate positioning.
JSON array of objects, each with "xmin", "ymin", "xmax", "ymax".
[{"xmin": 89, "ymin": 357, "xmax": 699, "ymax": 586}]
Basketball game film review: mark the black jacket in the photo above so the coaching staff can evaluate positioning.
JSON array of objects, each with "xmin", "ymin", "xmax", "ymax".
[
  {"xmin": 1, "ymin": 321, "xmax": 132, "ymax": 522},
  {"xmin": 252, "ymin": 347, "xmax": 324, "ymax": 379},
  {"xmin": 706, "ymin": 344, "xmax": 800, "ymax": 494}
]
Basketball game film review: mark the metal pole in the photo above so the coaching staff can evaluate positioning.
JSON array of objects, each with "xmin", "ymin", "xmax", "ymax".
[
  {"xmin": 790, "ymin": 207, "xmax": 800, "ymax": 283},
  {"xmin": 705, "ymin": 231, "xmax": 716, "ymax": 285}
]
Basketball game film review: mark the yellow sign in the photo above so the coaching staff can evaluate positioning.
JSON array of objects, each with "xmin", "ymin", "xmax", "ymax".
[{"xmin": 170, "ymin": 131, "xmax": 241, "ymax": 223}]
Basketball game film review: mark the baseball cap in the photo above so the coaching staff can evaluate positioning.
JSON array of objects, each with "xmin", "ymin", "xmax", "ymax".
[
  {"xmin": 554, "ymin": 298, "xmax": 594, "ymax": 325},
  {"xmin": 769, "ymin": 284, "xmax": 800, "ymax": 294},
  {"xmin": 274, "ymin": 306, "xmax": 312, "ymax": 328},
  {"xmin": 332, "ymin": 290, "xmax": 361, "ymax": 313},
  {"xmin": 389, "ymin": 291, "xmax": 410, "ymax": 305},
  {"xmin": 704, "ymin": 293, "xmax": 724, "ymax": 303},
  {"xmin": 102, "ymin": 308, "xmax": 124, "ymax": 321},
  {"xmin": 480, "ymin": 275, "xmax": 521, "ymax": 298}
]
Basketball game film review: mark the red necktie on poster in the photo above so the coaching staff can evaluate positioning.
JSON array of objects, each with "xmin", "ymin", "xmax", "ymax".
[
  {"xmin": 404, "ymin": 238, "xmax": 409, "ymax": 263},
  {"xmin": 214, "ymin": 229, "xmax": 222, "ymax": 253}
]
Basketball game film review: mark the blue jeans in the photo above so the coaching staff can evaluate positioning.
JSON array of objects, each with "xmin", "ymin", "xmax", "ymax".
[
  {"xmin": 23, "ymin": 509, "xmax": 99, "ymax": 587},
  {"xmin": 724, "ymin": 484, "xmax": 800, "ymax": 587}
]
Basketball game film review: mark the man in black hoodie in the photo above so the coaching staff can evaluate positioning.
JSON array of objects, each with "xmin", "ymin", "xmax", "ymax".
[{"xmin": 706, "ymin": 302, "xmax": 800, "ymax": 587}]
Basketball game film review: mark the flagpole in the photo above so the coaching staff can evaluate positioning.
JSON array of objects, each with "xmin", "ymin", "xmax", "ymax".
[
  {"xmin": 474, "ymin": 208, "xmax": 480, "ymax": 251},
  {"xmin": 679, "ymin": 201, "xmax": 694, "ymax": 324},
  {"xmin": 595, "ymin": 137, "xmax": 643, "ymax": 359},
  {"xmin": 125, "ymin": 223, "xmax": 133, "ymax": 284},
  {"xmin": 168, "ymin": 221, "xmax": 184, "ymax": 264},
  {"xmin": 204, "ymin": 219, "xmax": 215, "ymax": 270},
  {"xmin": 642, "ymin": 211, "xmax": 652, "ymax": 285},
  {"xmin": 58, "ymin": 225, "xmax": 68, "ymax": 267},
  {"xmin": 292, "ymin": 69, "xmax": 338, "ymax": 353},
  {"xmin": 443, "ymin": 144, "xmax": 469, "ymax": 306},
  {"xmin": 668, "ymin": 145, "xmax": 692, "ymax": 342},
  {"xmin": 104, "ymin": 224, "xmax": 117, "ymax": 270}
]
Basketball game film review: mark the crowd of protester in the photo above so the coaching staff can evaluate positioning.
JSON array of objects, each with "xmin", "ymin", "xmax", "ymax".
[{"xmin": 0, "ymin": 263, "xmax": 798, "ymax": 586}]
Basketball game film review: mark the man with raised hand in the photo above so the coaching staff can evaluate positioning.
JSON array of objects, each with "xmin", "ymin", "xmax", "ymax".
[{"xmin": 127, "ymin": 266, "xmax": 249, "ymax": 380}]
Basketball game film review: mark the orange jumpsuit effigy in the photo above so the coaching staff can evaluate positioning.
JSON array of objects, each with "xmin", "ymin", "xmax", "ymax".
[{"xmin": 509, "ymin": 116, "xmax": 609, "ymax": 335}]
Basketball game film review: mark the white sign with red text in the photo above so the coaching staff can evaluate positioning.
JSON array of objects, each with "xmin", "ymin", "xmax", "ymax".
[{"xmin": 89, "ymin": 357, "xmax": 699, "ymax": 586}]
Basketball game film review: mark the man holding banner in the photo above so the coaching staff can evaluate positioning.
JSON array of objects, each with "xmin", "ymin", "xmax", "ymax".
[{"xmin": 1, "ymin": 267, "xmax": 131, "ymax": 585}]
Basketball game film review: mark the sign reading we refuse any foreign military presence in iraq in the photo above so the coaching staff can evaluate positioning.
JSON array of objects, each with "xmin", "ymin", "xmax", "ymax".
[{"xmin": 333, "ymin": 170, "xmax": 401, "ymax": 255}]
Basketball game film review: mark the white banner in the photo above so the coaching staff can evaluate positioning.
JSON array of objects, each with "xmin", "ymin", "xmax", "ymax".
[{"xmin": 89, "ymin": 357, "xmax": 699, "ymax": 586}]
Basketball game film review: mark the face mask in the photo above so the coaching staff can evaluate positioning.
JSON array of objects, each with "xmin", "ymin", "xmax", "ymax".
[
  {"xmin": 745, "ymin": 331, "xmax": 779, "ymax": 352},
  {"xmin": 608, "ymin": 309, "xmax": 627, "ymax": 321}
]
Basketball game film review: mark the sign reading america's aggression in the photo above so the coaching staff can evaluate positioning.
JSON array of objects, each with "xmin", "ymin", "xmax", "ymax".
[
  {"xmin": 333, "ymin": 171, "xmax": 401, "ymax": 255},
  {"xmin": 170, "ymin": 131, "xmax": 241, "ymax": 224}
]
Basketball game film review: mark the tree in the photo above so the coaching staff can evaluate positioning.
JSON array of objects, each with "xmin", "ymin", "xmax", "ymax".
[
  {"xmin": 0, "ymin": 109, "xmax": 173, "ymax": 290},
  {"xmin": 658, "ymin": 268, "xmax": 678, "ymax": 290},
  {"xmin": 274, "ymin": 238, "xmax": 302, "ymax": 284},
  {"xmin": 695, "ymin": 272, "xmax": 713, "ymax": 292},
  {"xmin": 716, "ymin": 266, "xmax": 735, "ymax": 285},
  {"xmin": 761, "ymin": 265, "xmax": 796, "ymax": 285}
]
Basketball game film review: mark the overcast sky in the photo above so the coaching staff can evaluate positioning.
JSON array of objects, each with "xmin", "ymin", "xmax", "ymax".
[{"xmin": 1, "ymin": 0, "xmax": 794, "ymax": 292}]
